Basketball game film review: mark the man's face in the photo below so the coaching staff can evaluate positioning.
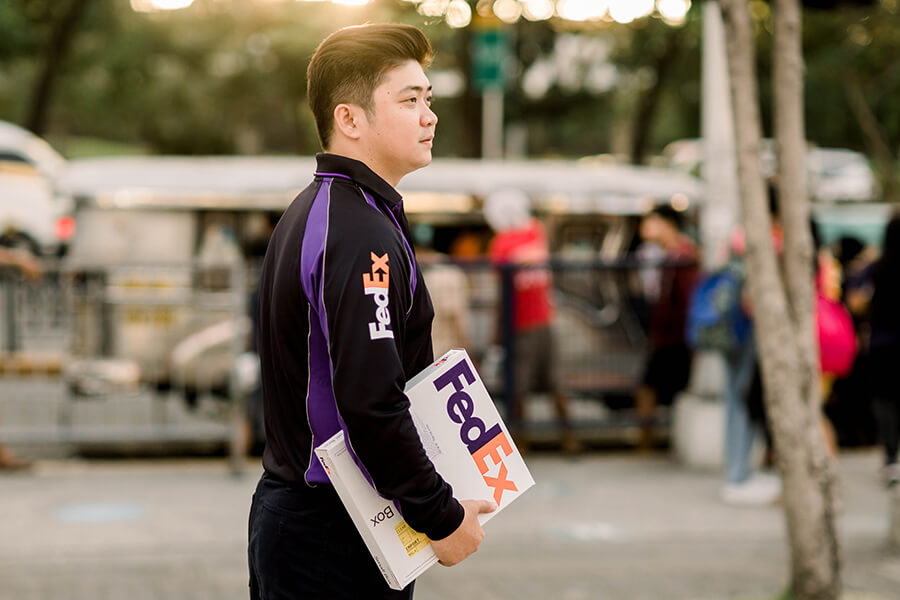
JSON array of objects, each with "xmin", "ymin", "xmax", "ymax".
[{"xmin": 356, "ymin": 60, "xmax": 437, "ymax": 185}]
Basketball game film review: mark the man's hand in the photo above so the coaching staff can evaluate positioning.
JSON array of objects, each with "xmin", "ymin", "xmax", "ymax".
[{"xmin": 431, "ymin": 499, "xmax": 496, "ymax": 567}]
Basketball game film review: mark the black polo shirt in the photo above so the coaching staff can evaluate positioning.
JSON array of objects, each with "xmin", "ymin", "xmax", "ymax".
[{"xmin": 256, "ymin": 153, "xmax": 464, "ymax": 541}]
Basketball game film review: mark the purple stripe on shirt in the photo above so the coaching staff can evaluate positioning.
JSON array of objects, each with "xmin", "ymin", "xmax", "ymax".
[
  {"xmin": 301, "ymin": 177, "xmax": 415, "ymax": 492},
  {"xmin": 300, "ymin": 178, "xmax": 381, "ymax": 490},
  {"xmin": 300, "ymin": 179, "xmax": 340, "ymax": 485}
]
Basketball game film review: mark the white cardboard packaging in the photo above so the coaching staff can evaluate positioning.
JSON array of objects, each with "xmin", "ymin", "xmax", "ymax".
[{"xmin": 314, "ymin": 349, "xmax": 535, "ymax": 590}]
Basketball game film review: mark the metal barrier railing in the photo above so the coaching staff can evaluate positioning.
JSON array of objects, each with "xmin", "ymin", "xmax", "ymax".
[
  {"xmin": 0, "ymin": 260, "xmax": 250, "ymax": 473},
  {"xmin": 422, "ymin": 256, "xmax": 696, "ymax": 442},
  {"xmin": 1, "ymin": 256, "xmax": 697, "ymax": 454}
]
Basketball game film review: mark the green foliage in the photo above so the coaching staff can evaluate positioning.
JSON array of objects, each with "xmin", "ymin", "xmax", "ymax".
[
  {"xmin": 0, "ymin": 0, "xmax": 424, "ymax": 154},
  {"xmin": 802, "ymin": 1, "xmax": 900, "ymax": 150},
  {"xmin": 0, "ymin": 0, "xmax": 897, "ymax": 162}
]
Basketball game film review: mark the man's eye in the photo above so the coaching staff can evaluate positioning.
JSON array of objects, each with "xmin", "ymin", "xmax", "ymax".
[
  {"xmin": 406, "ymin": 97, "xmax": 417, "ymax": 104},
  {"xmin": 425, "ymin": 96, "xmax": 433, "ymax": 106}
]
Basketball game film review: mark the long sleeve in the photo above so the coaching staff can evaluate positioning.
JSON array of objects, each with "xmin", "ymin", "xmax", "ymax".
[{"xmin": 321, "ymin": 202, "xmax": 464, "ymax": 540}]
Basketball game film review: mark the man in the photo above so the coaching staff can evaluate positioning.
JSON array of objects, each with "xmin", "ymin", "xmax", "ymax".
[
  {"xmin": 248, "ymin": 24, "xmax": 494, "ymax": 600},
  {"xmin": 634, "ymin": 205, "xmax": 699, "ymax": 451}
]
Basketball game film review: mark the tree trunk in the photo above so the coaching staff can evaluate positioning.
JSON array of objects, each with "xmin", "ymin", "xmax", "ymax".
[
  {"xmin": 717, "ymin": 0, "xmax": 842, "ymax": 598},
  {"xmin": 773, "ymin": 0, "xmax": 842, "ymax": 597},
  {"xmin": 26, "ymin": 0, "xmax": 92, "ymax": 136}
]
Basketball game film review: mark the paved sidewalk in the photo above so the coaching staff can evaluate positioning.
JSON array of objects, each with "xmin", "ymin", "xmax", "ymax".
[{"xmin": 0, "ymin": 449, "xmax": 897, "ymax": 600}]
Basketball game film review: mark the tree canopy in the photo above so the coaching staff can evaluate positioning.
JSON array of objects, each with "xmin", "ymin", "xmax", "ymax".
[{"xmin": 0, "ymin": 0, "xmax": 896, "ymax": 169}]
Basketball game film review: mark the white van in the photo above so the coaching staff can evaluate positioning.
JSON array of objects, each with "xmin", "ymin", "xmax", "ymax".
[{"xmin": 0, "ymin": 120, "xmax": 74, "ymax": 255}]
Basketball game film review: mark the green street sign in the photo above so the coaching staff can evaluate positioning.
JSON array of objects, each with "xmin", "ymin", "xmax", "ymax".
[{"xmin": 471, "ymin": 29, "xmax": 509, "ymax": 92}]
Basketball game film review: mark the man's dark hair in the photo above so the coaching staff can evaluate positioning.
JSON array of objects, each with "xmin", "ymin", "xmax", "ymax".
[
  {"xmin": 307, "ymin": 23, "xmax": 434, "ymax": 149},
  {"xmin": 648, "ymin": 204, "xmax": 684, "ymax": 230}
]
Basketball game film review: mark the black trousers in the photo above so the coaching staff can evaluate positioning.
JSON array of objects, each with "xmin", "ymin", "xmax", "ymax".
[{"xmin": 248, "ymin": 473, "xmax": 415, "ymax": 600}]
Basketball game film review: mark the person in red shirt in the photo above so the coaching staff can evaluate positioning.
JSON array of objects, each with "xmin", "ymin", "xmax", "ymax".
[
  {"xmin": 485, "ymin": 189, "xmax": 580, "ymax": 454},
  {"xmin": 635, "ymin": 205, "xmax": 699, "ymax": 451}
]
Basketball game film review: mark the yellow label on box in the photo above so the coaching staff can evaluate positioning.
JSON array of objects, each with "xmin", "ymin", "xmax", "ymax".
[{"xmin": 394, "ymin": 520, "xmax": 430, "ymax": 558}]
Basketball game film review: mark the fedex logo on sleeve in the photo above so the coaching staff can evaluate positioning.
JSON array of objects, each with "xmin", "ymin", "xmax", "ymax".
[
  {"xmin": 363, "ymin": 252, "xmax": 393, "ymax": 340},
  {"xmin": 433, "ymin": 359, "xmax": 519, "ymax": 505}
]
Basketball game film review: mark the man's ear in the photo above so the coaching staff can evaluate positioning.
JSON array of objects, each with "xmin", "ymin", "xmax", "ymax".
[{"xmin": 333, "ymin": 103, "xmax": 363, "ymax": 141}]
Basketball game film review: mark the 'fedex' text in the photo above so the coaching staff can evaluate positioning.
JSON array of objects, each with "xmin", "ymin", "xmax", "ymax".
[
  {"xmin": 363, "ymin": 252, "xmax": 393, "ymax": 340},
  {"xmin": 433, "ymin": 359, "xmax": 519, "ymax": 505}
]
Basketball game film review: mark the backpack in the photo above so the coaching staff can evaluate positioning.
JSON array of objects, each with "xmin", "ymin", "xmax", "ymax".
[
  {"xmin": 816, "ymin": 294, "xmax": 857, "ymax": 377},
  {"xmin": 685, "ymin": 266, "xmax": 751, "ymax": 353}
]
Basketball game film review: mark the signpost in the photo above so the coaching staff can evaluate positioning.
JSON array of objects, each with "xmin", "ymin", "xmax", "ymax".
[{"xmin": 470, "ymin": 24, "xmax": 509, "ymax": 159}]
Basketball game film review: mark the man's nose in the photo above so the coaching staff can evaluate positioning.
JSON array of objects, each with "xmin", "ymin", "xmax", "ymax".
[{"xmin": 423, "ymin": 105, "xmax": 438, "ymax": 127}]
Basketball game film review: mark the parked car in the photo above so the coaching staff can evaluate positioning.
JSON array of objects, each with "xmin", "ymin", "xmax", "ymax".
[
  {"xmin": 0, "ymin": 120, "xmax": 74, "ymax": 256},
  {"xmin": 662, "ymin": 138, "xmax": 879, "ymax": 203}
]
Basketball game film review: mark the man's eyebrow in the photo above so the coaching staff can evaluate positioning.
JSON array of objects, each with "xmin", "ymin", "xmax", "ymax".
[{"xmin": 397, "ymin": 84, "xmax": 433, "ymax": 94}]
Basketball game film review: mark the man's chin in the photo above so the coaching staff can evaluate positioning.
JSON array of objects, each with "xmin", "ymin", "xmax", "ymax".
[{"xmin": 413, "ymin": 153, "xmax": 433, "ymax": 170}]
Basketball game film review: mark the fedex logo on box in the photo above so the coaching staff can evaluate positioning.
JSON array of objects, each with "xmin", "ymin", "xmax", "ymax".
[{"xmin": 433, "ymin": 359, "xmax": 519, "ymax": 505}]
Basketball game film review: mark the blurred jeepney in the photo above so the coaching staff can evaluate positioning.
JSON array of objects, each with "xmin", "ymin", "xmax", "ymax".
[
  {"xmin": 59, "ymin": 155, "xmax": 703, "ymax": 415},
  {"xmin": 59, "ymin": 156, "xmax": 316, "ymax": 401},
  {"xmin": 399, "ymin": 157, "xmax": 704, "ymax": 407}
]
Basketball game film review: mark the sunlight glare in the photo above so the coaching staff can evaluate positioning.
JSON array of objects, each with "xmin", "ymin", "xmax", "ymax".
[
  {"xmin": 418, "ymin": 0, "xmax": 450, "ymax": 17},
  {"xmin": 522, "ymin": 0, "xmax": 554, "ymax": 21},
  {"xmin": 609, "ymin": 0, "xmax": 641, "ymax": 23},
  {"xmin": 131, "ymin": 0, "xmax": 194, "ymax": 11},
  {"xmin": 657, "ymin": 0, "xmax": 691, "ymax": 24},
  {"xmin": 446, "ymin": 0, "xmax": 472, "ymax": 27},
  {"xmin": 492, "ymin": 0, "xmax": 523, "ymax": 23},
  {"xmin": 556, "ymin": 0, "xmax": 609, "ymax": 21}
]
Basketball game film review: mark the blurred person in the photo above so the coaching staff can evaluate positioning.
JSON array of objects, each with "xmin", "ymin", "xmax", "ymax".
[
  {"xmin": 840, "ymin": 235, "xmax": 879, "ymax": 320},
  {"xmin": 0, "ymin": 246, "xmax": 41, "ymax": 282},
  {"xmin": 448, "ymin": 227, "xmax": 485, "ymax": 258},
  {"xmin": 827, "ymin": 236, "xmax": 879, "ymax": 448},
  {"xmin": 0, "ymin": 246, "xmax": 42, "ymax": 471},
  {"xmin": 864, "ymin": 214, "xmax": 900, "ymax": 487},
  {"xmin": 811, "ymin": 220, "xmax": 857, "ymax": 459},
  {"xmin": 634, "ymin": 205, "xmax": 699, "ymax": 452},
  {"xmin": 720, "ymin": 189, "xmax": 848, "ymax": 503},
  {"xmin": 415, "ymin": 226, "xmax": 472, "ymax": 357},
  {"xmin": 248, "ymin": 24, "xmax": 495, "ymax": 600},
  {"xmin": 484, "ymin": 189, "xmax": 581, "ymax": 455},
  {"xmin": 717, "ymin": 186, "xmax": 782, "ymax": 505}
]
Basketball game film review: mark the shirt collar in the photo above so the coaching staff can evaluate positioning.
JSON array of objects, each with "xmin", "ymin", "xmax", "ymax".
[{"xmin": 314, "ymin": 153, "xmax": 403, "ymax": 207}]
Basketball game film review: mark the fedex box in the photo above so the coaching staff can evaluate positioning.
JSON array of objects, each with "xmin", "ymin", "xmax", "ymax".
[{"xmin": 314, "ymin": 349, "xmax": 534, "ymax": 590}]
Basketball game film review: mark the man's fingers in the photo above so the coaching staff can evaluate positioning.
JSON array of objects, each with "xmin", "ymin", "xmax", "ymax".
[{"xmin": 475, "ymin": 500, "xmax": 497, "ymax": 514}]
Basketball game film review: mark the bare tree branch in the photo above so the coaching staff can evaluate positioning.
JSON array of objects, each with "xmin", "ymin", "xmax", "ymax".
[
  {"xmin": 26, "ymin": 0, "xmax": 92, "ymax": 136},
  {"xmin": 842, "ymin": 68, "xmax": 898, "ymax": 202}
]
